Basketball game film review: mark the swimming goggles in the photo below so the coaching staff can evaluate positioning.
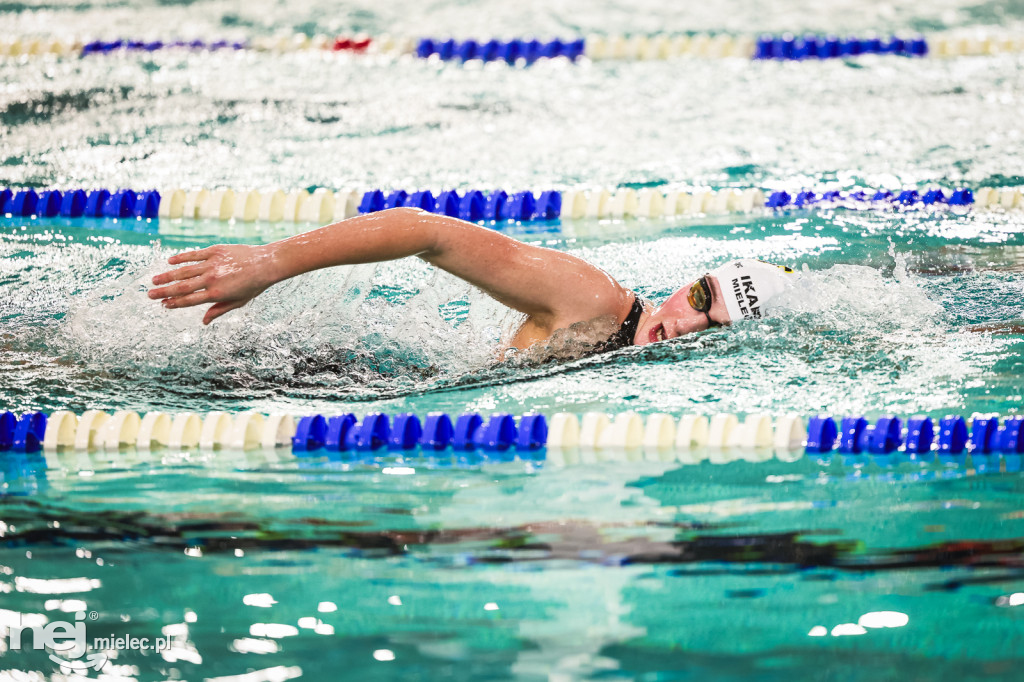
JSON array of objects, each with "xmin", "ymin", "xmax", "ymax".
[{"xmin": 687, "ymin": 276, "xmax": 720, "ymax": 328}]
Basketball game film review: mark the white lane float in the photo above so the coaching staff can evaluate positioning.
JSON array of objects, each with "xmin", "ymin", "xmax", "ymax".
[
  {"xmin": 137, "ymin": 412, "xmax": 172, "ymax": 450},
  {"xmin": 74, "ymin": 410, "xmax": 110, "ymax": 451}
]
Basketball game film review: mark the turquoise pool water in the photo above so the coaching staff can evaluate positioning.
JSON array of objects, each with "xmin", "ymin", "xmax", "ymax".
[{"xmin": 3, "ymin": 0, "xmax": 1024, "ymax": 680}]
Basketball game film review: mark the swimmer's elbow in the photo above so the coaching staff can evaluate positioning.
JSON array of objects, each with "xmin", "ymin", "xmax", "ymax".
[{"xmin": 380, "ymin": 207, "xmax": 444, "ymax": 257}]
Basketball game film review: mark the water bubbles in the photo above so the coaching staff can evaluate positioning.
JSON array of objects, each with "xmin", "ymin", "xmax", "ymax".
[{"xmin": 52, "ymin": 246, "xmax": 514, "ymax": 402}]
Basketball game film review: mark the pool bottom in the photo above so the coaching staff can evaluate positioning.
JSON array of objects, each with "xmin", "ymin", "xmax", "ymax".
[
  {"xmin": 1, "ymin": 453, "xmax": 1023, "ymax": 680},
  {"xmin": 1, "ymin": 539, "xmax": 1022, "ymax": 681}
]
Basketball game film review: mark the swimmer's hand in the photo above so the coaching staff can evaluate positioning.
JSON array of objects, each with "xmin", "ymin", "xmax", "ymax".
[{"xmin": 149, "ymin": 244, "xmax": 279, "ymax": 325}]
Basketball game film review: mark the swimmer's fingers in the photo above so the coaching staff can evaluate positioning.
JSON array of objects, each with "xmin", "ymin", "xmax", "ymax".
[
  {"xmin": 202, "ymin": 300, "xmax": 247, "ymax": 325},
  {"xmin": 167, "ymin": 246, "xmax": 215, "ymax": 265},
  {"xmin": 149, "ymin": 276, "xmax": 208, "ymax": 301},
  {"xmin": 161, "ymin": 290, "xmax": 212, "ymax": 310},
  {"xmin": 150, "ymin": 264, "xmax": 207, "ymax": 288}
]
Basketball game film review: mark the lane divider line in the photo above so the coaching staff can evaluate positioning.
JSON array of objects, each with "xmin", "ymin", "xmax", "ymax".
[
  {"xmin": 5, "ymin": 185, "xmax": 1022, "ymax": 234},
  {"xmin": 7, "ymin": 32, "xmax": 1024, "ymax": 61},
  {"xmin": 3, "ymin": 410, "xmax": 1021, "ymax": 476}
]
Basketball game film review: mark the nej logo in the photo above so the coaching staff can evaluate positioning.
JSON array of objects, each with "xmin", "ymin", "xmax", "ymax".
[{"xmin": 5, "ymin": 611, "xmax": 171, "ymax": 674}]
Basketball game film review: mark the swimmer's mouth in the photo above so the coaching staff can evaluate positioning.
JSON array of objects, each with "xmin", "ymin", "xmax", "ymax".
[{"xmin": 651, "ymin": 324, "xmax": 666, "ymax": 343}]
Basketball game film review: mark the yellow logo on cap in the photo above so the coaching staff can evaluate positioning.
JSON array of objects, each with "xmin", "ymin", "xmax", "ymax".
[{"xmin": 756, "ymin": 259, "xmax": 794, "ymax": 274}]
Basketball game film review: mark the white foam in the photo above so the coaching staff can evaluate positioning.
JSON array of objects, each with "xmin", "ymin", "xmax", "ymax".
[{"xmin": 56, "ymin": 248, "xmax": 517, "ymax": 397}]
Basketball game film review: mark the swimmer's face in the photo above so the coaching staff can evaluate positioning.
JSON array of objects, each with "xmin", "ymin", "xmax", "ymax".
[{"xmin": 634, "ymin": 275, "xmax": 731, "ymax": 345}]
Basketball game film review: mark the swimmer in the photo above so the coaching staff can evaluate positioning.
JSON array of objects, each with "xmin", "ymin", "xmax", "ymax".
[{"xmin": 148, "ymin": 208, "xmax": 793, "ymax": 355}]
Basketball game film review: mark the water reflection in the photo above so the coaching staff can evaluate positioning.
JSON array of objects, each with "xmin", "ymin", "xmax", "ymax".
[{"xmin": 2, "ymin": 447, "xmax": 1023, "ymax": 679}]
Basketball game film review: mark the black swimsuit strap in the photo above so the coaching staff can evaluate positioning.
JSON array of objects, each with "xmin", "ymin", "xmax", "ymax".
[{"xmin": 598, "ymin": 293, "xmax": 647, "ymax": 353}]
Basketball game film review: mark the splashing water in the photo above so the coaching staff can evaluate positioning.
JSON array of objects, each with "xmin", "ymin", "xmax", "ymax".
[
  {"xmin": 0, "ymin": 221, "xmax": 1002, "ymax": 418},
  {"xmin": 53, "ymin": 248, "xmax": 519, "ymax": 398}
]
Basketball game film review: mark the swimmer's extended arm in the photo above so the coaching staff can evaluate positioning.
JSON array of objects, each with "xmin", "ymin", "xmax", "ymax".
[{"xmin": 149, "ymin": 207, "xmax": 631, "ymax": 328}]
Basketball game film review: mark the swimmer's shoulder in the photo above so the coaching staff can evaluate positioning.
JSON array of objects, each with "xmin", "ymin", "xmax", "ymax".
[{"xmin": 508, "ymin": 281, "xmax": 635, "ymax": 352}]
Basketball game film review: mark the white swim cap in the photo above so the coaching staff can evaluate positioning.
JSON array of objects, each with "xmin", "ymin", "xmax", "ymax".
[{"xmin": 709, "ymin": 259, "xmax": 794, "ymax": 322}]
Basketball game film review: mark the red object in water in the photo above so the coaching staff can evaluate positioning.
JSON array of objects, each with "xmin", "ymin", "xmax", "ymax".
[
  {"xmin": 351, "ymin": 37, "xmax": 371, "ymax": 51},
  {"xmin": 333, "ymin": 37, "xmax": 352, "ymax": 51}
]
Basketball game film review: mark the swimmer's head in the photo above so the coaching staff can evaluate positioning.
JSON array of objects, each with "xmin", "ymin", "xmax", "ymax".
[{"xmin": 634, "ymin": 259, "xmax": 794, "ymax": 345}]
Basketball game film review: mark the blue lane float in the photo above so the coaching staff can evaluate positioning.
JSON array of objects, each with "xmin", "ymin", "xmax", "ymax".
[
  {"xmin": 766, "ymin": 187, "xmax": 974, "ymax": 210},
  {"xmin": 358, "ymin": 189, "xmax": 385, "ymax": 214},
  {"xmin": 103, "ymin": 189, "xmax": 137, "ymax": 218},
  {"xmin": 295, "ymin": 412, "xmax": 394, "ymax": 453},
  {"xmin": 459, "ymin": 191, "xmax": 485, "ymax": 221},
  {"xmin": 84, "ymin": 189, "xmax": 111, "ymax": 217},
  {"xmin": 452, "ymin": 414, "xmax": 484, "ymax": 451},
  {"xmin": 950, "ymin": 188, "xmax": 974, "ymax": 205},
  {"xmin": 437, "ymin": 38, "xmax": 455, "ymax": 60},
  {"xmin": 347, "ymin": 413, "xmax": 390, "ymax": 451},
  {"xmin": 389, "ymin": 414, "xmax": 423, "ymax": 450},
  {"xmin": 755, "ymin": 33, "xmax": 927, "ymax": 60},
  {"xmin": 325, "ymin": 414, "xmax": 357, "ymax": 451},
  {"xmin": 806, "ymin": 413, "xmax": 1024, "ymax": 458},
  {"xmin": 436, "ymin": 190, "xmax": 460, "ymax": 217},
  {"xmin": 437, "ymin": 412, "xmax": 534, "ymax": 454},
  {"xmin": 420, "ymin": 413, "xmax": 455, "ymax": 450},
  {"xmin": 805, "ymin": 415, "xmax": 838, "ymax": 453},
  {"xmin": 999, "ymin": 417, "xmax": 1024, "ymax": 453},
  {"xmin": 293, "ymin": 415, "xmax": 327, "ymax": 452},
  {"xmin": 135, "ymin": 190, "xmax": 160, "ymax": 218},
  {"xmin": 357, "ymin": 189, "xmax": 562, "ymax": 222},
  {"xmin": 478, "ymin": 40, "xmax": 501, "ymax": 61},
  {"xmin": 383, "ymin": 190, "xmax": 407, "ymax": 210},
  {"xmin": 507, "ymin": 191, "xmax": 536, "ymax": 221},
  {"xmin": 406, "ymin": 190, "xmax": 436, "ymax": 211},
  {"xmin": 0, "ymin": 411, "xmax": 17, "ymax": 451},
  {"xmin": 896, "ymin": 190, "xmax": 919, "ymax": 205},
  {"xmin": 475, "ymin": 414, "xmax": 517, "ymax": 451},
  {"xmin": 37, "ymin": 191, "xmax": 62, "ymax": 217},
  {"xmin": 485, "ymin": 190, "xmax": 508, "ymax": 220},
  {"xmin": 970, "ymin": 417, "xmax": 999, "ymax": 454},
  {"xmin": 417, "ymin": 37, "xmax": 584, "ymax": 63},
  {"xmin": 838, "ymin": 416, "xmax": 867, "ymax": 454},
  {"xmin": 866, "ymin": 416, "xmax": 902, "ymax": 454},
  {"xmin": 81, "ymin": 39, "xmax": 247, "ymax": 56},
  {"xmin": 14, "ymin": 413, "xmax": 47, "ymax": 453},
  {"xmin": 0, "ymin": 412, "xmax": 47, "ymax": 454},
  {"xmin": 830, "ymin": 415, "xmax": 903, "ymax": 455},
  {"xmin": 905, "ymin": 417, "xmax": 934, "ymax": 455},
  {"xmin": 938, "ymin": 416, "xmax": 968, "ymax": 454},
  {"xmin": 517, "ymin": 415, "xmax": 548, "ymax": 450},
  {"xmin": 766, "ymin": 190, "xmax": 791, "ymax": 208},
  {"xmin": 794, "ymin": 191, "xmax": 816, "ymax": 207},
  {"xmin": 11, "ymin": 190, "xmax": 39, "ymax": 216},
  {"xmin": 1000, "ymin": 417, "xmax": 1024, "ymax": 471}
]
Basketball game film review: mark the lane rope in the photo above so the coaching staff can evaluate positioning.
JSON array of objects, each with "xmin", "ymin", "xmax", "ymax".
[
  {"xmin": 3, "ymin": 186, "xmax": 1022, "ymax": 233},
  {"xmin": 2, "ymin": 411, "xmax": 1022, "ymax": 472},
  {"xmin": 4, "ymin": 31, "xmax": 1024, "ymax": 61}
]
